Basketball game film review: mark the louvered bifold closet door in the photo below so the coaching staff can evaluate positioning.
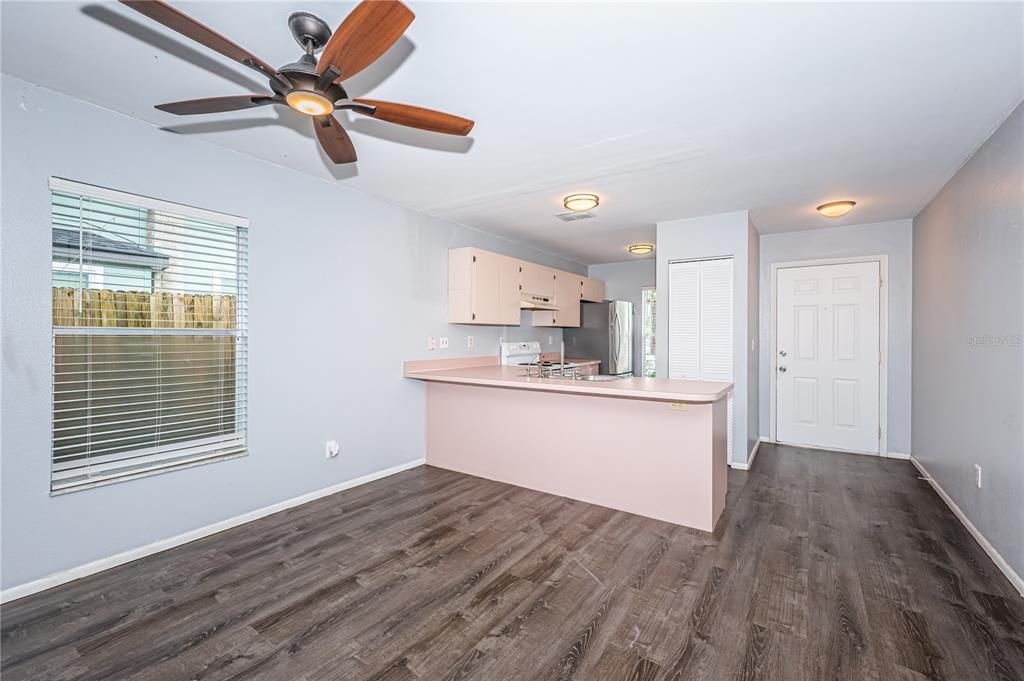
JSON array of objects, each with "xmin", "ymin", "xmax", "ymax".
[
  {"xmin": 697, "ymin": 258, "xmax": 734, "ymax": 459},
  {"xmin": 49, "ymin": 178, "xmax": 248, "ymax": 493},
  {"xmin": 668, "ymin": 258, "xmax": 734, "ymax": 459}
]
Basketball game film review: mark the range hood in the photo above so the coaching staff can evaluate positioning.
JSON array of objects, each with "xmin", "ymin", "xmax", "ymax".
[{"xmin": 520, "ymin": 292, "xmax": 559, "ymax": 310}]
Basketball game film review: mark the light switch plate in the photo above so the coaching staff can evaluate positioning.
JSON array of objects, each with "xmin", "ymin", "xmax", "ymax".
[{"xmin": 325, "ymin": 440, "xmax": 340, "ymax": 458}]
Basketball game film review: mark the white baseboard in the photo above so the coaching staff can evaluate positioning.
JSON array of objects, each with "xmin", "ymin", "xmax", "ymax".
[
  {"xmin": 0, "ymin": 458, "xmax": 426, "ymax": 604},
  {"xmin": 730, "ymin": 438, "xmax": 762, "ymax": 471},
  {"xmin": 882, "ymin": 451, "xmax": 911, "ymax": 460},
  {"xmin": 910, "ymin": 456, "xmax": 1024, "ymax": 598}
]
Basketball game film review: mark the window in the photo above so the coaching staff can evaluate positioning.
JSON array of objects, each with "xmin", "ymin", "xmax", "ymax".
[
  {"xmin": 641, "ymin": 287, "xmax": 657, "ymax": 377},
  {"xmin": 49, "ymin": 178, "xmax": 248, "ymax": 494}
]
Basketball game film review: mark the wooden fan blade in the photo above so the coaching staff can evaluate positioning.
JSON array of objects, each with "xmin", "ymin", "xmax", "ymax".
[
  {"xmin": 313, "ymin": 116, "xmax": 358, "ymax": 164},
  {"xmin": 351, "ymin": 99, "xmax": 474, "ymax": 136},
  {"xmin": 317, "ymin": 0, "xmax": 414, "ymax": 82},
  {"xmin": 155, "ymin": 94, "xmax": 278, "ymax": 115},
  {"xmin": 119, "ymin": 0, "xmax": 283, "ymax": 85}
]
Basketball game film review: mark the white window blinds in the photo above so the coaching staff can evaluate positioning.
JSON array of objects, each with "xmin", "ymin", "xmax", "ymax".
[{"xmin": 49, "ymin": 178, "xmax": 248, "ymax": 494}]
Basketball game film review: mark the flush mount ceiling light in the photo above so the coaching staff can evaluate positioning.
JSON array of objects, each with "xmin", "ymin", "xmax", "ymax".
[
  {"xmin": 627, "ymin": 243, "xmax": 655, "ymax": 256},
  {"xmin": 816, "ymin": 200, "xmax": 857, "ymax": 218},
  {"xmin": 563, "ymin": 193, "xmax": 600, "ymax": 212}
]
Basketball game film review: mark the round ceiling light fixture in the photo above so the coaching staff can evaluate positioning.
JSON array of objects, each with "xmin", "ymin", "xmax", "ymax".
[
  {"xmin": 627, "ymin": 243, "xmax": 655, "ymax": 256},
  {"xmin": 563, "ymin": 193, "xmax": 600, "ymax": 212},
  {"xmin": 285, "ymin": 90, "xmax": 334, "ymax": 117},
  {"xmin": 816, "ymin": 200, "xmax": 857, "ymax": 218}
]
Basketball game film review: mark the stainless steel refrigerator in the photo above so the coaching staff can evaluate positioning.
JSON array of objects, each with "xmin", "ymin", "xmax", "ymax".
[{"xmin": 564, "ymin": 301, "xmax": 633, "ymax": 376}]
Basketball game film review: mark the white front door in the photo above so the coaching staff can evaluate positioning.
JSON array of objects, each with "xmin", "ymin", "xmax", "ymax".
[{"xmin": 776, "ymin": 261, "xmax": 880, "ymax": 454}]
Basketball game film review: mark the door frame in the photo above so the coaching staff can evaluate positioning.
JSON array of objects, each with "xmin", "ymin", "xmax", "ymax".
[{"xmin": 769, "ymin": 255, "xmax": 888, "ymax": 456}]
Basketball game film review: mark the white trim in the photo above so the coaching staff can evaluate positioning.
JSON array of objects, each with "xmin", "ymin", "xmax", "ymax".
[
  {"xmin": 769, "ymin": 255, "xmax": 889, "ymax": 456},
  {"xmin": 49, "ymin": 177, "xmax": 250, "ymax": 228},
  {"xmin": 882, "ymin": 451, "xmax": 911, "ymax": 460},
  {"xmin": 730, "ymin": 437, "xmax": 762, "ymax": 471},
  {"xmin": 0, "ymin": 458, "xmax": 425, "ymax": 604},
  {"xmin": 910, "ymin": 456, "xmax": 1024, "ymax": 598}
]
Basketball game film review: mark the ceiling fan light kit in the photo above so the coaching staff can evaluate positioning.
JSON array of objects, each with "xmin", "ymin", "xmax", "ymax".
[{"xmin": 118, "ymin": 0, "xmax": 474, "ymax": 165}]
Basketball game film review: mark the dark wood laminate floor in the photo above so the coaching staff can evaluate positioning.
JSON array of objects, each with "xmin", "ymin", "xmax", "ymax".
[{"xmin": 3, "ymin": 443, "xmax": 1023, "ymax": 681}]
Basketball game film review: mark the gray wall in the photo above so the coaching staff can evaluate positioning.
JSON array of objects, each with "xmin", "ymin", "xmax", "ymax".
[
  {"xmin": 913, "ymin": 102, "xmax": 1023, "ymax": 579},
  {"xmin": 586, "ymin": 259, "xmax": 656, "ymax": 376},
  {"xmin": 758, "ymin": 219, "xmax": 914, "ymax": 455},
  {"xmin": 747, "ymin": 216, "xmax": 760, "ymax": 459},
  {"xmin": 0, "ymin": 75, "xmax": 585, "ymax": 590},
  {"xmin": 656, "ymin": 211, "xmax": 758, "ymax": 465}
]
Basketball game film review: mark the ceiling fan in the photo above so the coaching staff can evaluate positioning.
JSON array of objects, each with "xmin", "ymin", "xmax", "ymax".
[{"xmin": 118, "ymin": 0, "xmax": 474, "ymax": 164}]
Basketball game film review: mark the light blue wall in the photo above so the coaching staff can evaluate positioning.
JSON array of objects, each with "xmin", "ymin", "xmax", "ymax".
[
  {"xmin": 586, "ymin": 259, "xmax": 656, "ymax": 376},
  {"xmin": 757, "ymin": 220, "xmax": 913, "ymax": 454},
  {"xmin": 0, "ymin": 75, "xmax": 585, "ymax": 590},
  {"xmin": 913, "ymin": 102, "xmax": 1023, "ymax": 579},
  {"xmin": 655, "ymin": 211, "xmax": 758, "ymax": 465}
]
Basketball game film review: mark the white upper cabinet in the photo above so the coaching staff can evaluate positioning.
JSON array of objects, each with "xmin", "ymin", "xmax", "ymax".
[
  {"xmin": 448, "ymin": 248, "xmax": 520, "ymax": 325},
  {"xmin": 533, "ymin": 271, "xmax": 583, "ymax": 328},
  {"xmin": 581, "ymin": 277, "xmax": 606, "ymax": 302},
  {"xmin": 521, "ymin": 262, "xmax": 556, "ymax": 298},
  {"xmin": 449, "ymin": 248, "xmax": 601, "ymax": 327}
]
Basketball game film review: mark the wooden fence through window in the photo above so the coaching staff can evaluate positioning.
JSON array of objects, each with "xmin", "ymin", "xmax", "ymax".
[{"xmin": 52, "ymin": 287, "xmax": 237, "ymax": 329}]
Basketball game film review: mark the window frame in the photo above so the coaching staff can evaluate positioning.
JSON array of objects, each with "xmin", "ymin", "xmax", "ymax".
[{"xmin": 48, "ymin": 177, "xmax": 250, "ymax": 494}]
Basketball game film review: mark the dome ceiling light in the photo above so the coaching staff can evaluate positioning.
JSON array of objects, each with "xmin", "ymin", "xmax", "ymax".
[{"xmin": 816, "ymin": 200, "xmax": 857, "ymax": 218}]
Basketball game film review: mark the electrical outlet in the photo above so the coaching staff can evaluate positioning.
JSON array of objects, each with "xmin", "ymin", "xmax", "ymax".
[
  {"xmin": 975, "ymin": 464, "xmax": 982, "ymax": 489},
  {"xmin": 547, "ymin": 336, "xmax": 553, "ymax": 345},
  {"xmin": 427, "ymin": 336, "xmax": 436, "ymax": 351},
  {"xmin": 325, "ymin": 440, "xmax": 340, "ymax": 458},
  {"xmin": 467, "ymin": 335, "xmax": 474, "ymax": 348},
  {"xmin": 439, "ymin": 337, "xmax": 449, "ymax": 349}
]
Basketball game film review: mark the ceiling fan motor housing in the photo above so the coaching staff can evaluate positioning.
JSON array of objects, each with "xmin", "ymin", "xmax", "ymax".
[{"xmin": 287, "ymin": 12, "xmax": 332, "ymax": 52}]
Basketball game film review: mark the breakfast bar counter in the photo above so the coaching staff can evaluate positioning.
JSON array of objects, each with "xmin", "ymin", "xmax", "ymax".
[{"xmin": 405, "ymin": 358, "xmax": 732, "ymax": 532}]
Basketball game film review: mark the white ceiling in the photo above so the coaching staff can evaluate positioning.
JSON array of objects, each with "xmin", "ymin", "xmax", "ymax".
[{"xmin": 3, "ymin": 1, "xmax": 1022, "ymax": 264}]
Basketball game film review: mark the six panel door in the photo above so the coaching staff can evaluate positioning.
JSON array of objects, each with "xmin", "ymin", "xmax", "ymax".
[{"xmin": 776, "ymin": 261, "xmax": 881, "ymax": 454}]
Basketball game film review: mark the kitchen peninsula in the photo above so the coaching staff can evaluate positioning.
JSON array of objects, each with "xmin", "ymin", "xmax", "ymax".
[{"xmin": 405, "ymin": 358, "xmax": 732, "ymax": 531}]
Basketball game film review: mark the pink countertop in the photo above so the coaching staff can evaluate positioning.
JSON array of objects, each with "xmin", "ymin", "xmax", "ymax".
[{"xmin": 404, "ymin": 363, "xmax": 732, "ymax": 403}]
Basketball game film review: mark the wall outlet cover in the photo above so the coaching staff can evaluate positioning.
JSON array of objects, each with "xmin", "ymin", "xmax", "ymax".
[
  {"xmin": 439, "ymin": 337, "xmax": 449, "ymax": 349},
  {"xmin": 325, "ymin": 440, "xmax": 340, "ymax": 458},
  {"xmin": 427, "ymin": 336, "xmax": 436, "ymax": 351},
  {"xmin": 467, "ymin": 335, "xmax": 474, "ymax": 348}
]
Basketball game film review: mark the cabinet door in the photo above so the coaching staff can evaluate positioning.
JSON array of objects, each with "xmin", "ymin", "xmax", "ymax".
[
  {"xmin": 498, "ymin": 255, "xmax": 522, "ymax": 325},
  {"xmin": 470, "ymin": 249, "xmax": 503, "ymax": 324},
  {"xmin": 581, "ymin": 277, "xmax": 606, "ymax": 302},
  {"xmin": 555, "ymin": 272, "xmax": 582, "ymax": 327},
  {"xmin": 522, "ymin": 263, "xmax": 556, "ymax": 297}
]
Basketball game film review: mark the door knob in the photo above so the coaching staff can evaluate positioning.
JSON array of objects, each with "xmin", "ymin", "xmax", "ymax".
[{"xmin": 778, "ymin": 366, "xmax": 787, "ymax": 373}]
